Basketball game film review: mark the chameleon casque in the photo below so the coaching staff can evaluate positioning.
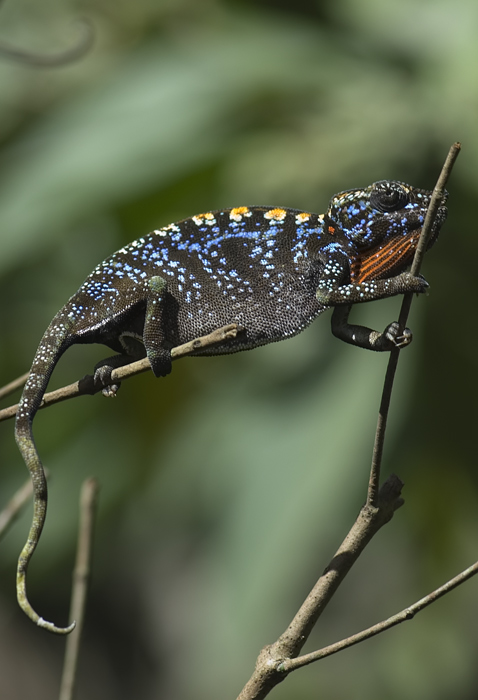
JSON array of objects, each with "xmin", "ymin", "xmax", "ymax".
[{"xmin": 15, "ymin": 180, "xmax": 447, "ymax": 633}]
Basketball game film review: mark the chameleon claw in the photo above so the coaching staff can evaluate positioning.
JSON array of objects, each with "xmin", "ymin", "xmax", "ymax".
[
  {"xmin": 101, "ymin": 383, "xmax": 120, "ymax": 398},
  {"xmin": 370, "ymin": 322, "xmax": 413, "ymax": 351},
  {"xmin": 383, "ymin": 322, "xmax": 413, "ymax": 349},
  {"xmin": 93, "ymin": 365, "xmax": 121, "ymax": 397}
]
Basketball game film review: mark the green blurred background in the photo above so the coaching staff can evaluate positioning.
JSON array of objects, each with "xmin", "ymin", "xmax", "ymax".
[{"xmin": 0, "ymin": 0, "xmax": 477, "ymax": 698}]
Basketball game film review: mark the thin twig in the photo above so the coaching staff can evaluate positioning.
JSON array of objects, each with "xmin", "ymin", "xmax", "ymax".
[
  {"xmin": 0, "ymin": 323, "xmax": 241, "ymax": 423},
  {"xmin": 366, "ymin": 142, "xmax": 461, "ymax": 507},
  {"xmin": 59, "ymin": 478, "xmax": 100, "ymax": 700},
  {"xmin": 0, "ymin": 371, "xmax": 29, "ymax": 402},
  {"xmin": 281, "ymin": 558, "xmax": 478, "ymax": 671},
  {"xmin": 0, "ymin": 471, "xmax": 48, "ymax": 540}
]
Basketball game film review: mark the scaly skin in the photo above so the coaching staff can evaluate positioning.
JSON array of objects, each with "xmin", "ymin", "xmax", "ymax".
[{"xmin": 15, "ymin": 180, "xmax": 447, "ymax": 632}]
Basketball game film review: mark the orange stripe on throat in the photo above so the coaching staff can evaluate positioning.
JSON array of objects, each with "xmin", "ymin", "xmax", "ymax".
[{"xmin": 351, "ymin": 231, "xmax": 420, "ymax": 283}]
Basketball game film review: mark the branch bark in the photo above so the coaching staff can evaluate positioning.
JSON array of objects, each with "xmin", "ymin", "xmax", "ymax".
[
  {"xmin": 0, "ymin": 323, "xmax": 241, "ymax": 423},
  {"xmin": 0, "ymin": 472, "xmax": 47, "ymax": 540},
  {"xmin": 59, "ymin": 478, "xmax": 100, "ymax": 700}
]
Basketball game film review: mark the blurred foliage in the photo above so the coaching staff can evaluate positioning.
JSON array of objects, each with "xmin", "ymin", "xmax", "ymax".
[{"xmin": 0, "ymin": 0, "xmax": 477, "ymax": 698}]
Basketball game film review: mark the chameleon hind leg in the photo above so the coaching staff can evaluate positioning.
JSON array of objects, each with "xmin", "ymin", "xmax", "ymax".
[{"xmin": 93, "ymin": 335, "xmax": 148, "ymax": 397}]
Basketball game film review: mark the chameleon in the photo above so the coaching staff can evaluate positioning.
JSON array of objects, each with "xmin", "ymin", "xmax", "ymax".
[{"xmin": 14, "ymin": 179, "xmax": 447, "ymax": 633}]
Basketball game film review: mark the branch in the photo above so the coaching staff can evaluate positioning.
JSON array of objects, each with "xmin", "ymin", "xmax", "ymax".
[
  {"xmin": 366, "ymin": 142, "xmax": 461, "ymax": 506},
  {"xmin": 0, "ymin": 471, "xmax": 47, "ymax": 540},
  {"xmin": 59, "ymin": 478, "xmax": 100, "ymax": 700},
  {"xmin": 0, "ymin": 371, "xmax": 29, "ymax": 402},
  {"xmin": 0, "ymin": 323, "xmax": 241, "ymax": 423},
  {"xmin": 280, "ymin": 558, "xmax": 478, "ymax": 671}
]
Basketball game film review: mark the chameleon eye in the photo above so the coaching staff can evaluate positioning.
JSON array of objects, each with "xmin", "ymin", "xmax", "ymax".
[{"xmin": 370, "ymin": 181, "xmax": 409, "ymax": 212}]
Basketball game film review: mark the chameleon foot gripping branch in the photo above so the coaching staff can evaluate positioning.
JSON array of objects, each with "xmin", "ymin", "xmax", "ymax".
[{"xmin": 14, "ymin": 180, "xmax": 447, "ymax": 633}]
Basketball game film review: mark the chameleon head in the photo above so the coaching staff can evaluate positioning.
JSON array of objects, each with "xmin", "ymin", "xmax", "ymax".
[{"xmin": 326, "ymin": 180, "xmax": 448, "ymax": 282}]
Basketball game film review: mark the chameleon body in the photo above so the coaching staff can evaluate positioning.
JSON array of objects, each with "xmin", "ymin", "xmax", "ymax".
[{"xmin": 15, "ymin": 180, "xmax": 447, "ymax": 633}]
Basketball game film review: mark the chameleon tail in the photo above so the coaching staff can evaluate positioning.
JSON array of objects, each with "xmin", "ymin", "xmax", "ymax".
[{"xmin": 14, "ymin": 319, "xmax": 75, "ymax": 634}]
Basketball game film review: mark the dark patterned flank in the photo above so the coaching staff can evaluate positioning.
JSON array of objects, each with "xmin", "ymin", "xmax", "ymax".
[{"xmin": 14, "ymin": 180, "xmax": 448, "ymax": 633}]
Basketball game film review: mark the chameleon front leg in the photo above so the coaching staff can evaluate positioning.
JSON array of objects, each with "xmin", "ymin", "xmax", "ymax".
[
  {"xmin": 331, "ymin": 304, "xmax": 412, "ymax": 351},
  {"xmin": 315, "ymin": 248, "xmax": 427, "ymax": 351},
  {"xmin": 324, "ymin": 272, "xmax": 426, "ymax": 351},
  {"xmin": 324, "ymin": 270, "xmax": 426, "ymax": 351},
  {"xmin": 316, "ymin": 269, "xmax": 428, "ymax": 307},
  {"xmin": 142, "ymin": 275, "xmax": 173, "ymax": 378},
  {"xmin": 93, "ymin": 275, "xmax": 172, "ymax": 394}
]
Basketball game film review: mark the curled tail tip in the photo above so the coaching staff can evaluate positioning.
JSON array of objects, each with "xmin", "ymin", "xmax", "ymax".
[
  {"xmin": 18, "ymin": 596, "xmax": 76, "ymax": 635},
  {"xmin": 18, "ymin": 575, "xmax": 76, "ymax": 635},
  {"xmin": 38, "ymin": 617, "xmax": 76, "ymax": 635}
]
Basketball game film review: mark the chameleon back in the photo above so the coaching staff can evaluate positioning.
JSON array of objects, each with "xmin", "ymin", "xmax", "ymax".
[{"xmin": 70, "ymin": 206, "xmax": 333, "ymax": 353}]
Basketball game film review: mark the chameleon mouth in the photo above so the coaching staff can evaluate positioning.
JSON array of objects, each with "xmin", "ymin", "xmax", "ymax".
[{"xmin": 350, "ymin": 204, "xmax": 447, "ymax": 284}]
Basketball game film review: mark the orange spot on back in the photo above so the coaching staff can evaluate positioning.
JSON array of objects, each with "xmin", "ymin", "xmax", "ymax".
[
  {"xmin": 230, "ymin": 207, "xmax": 251, "ymax": 222},
  {"xmin": 264, "ymin": 208, "xmax": 287, "ymax": 221},
  {"xmin": 192, "ymin": 212, "xmax": 216, "ymax": 226}
]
